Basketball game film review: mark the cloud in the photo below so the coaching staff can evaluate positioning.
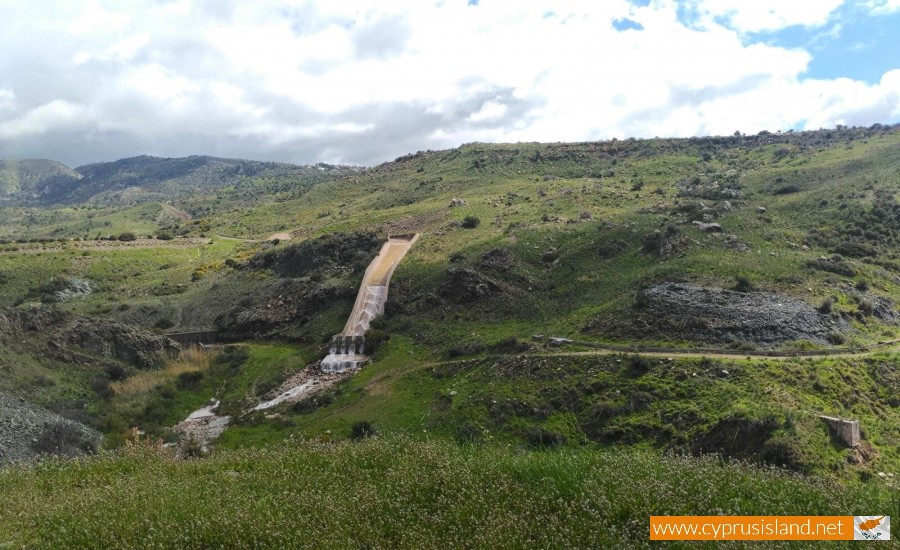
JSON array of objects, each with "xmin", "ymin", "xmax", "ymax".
[
  {"xmin": 685, "ymin": 0, "xmax": 845, "ymax": 32},
  {"xmin": 0, "ymin": 0, "xmax": 897, "ymax": 167},
  {"xmin": 865, "ymin": 0, "xmax": 900, "ymax": 14}
]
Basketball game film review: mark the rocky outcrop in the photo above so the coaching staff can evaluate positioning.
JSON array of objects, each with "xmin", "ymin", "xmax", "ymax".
[
  {"xmin": 440, "ymin": 269, "xmax": 503, "ymax": 304},
  {"xmin": 1, "ymin": 307, "xmax": 175, "ymax": 369},
  {"xmin": 61, "ymin": 318, "xmax": 179, "ymax": 369},
  {"xmin": 0, "ymin": 308, "xmax": 71, "ymax": 343},
  {"xmin": 589, "ymin": 283, "xmax": 849, "ymax": 346}
]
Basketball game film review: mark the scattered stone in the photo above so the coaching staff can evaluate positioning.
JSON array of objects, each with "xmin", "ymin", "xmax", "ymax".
[
  {"xmin": 449, "ymin": 198, "xmax": 466, "ymax": 207},
  {"xmin": 692, "ymin": 221, "xmax": 723, "ymax": 232},
  {"xmin": 757, "ymin": 206, "xmax": 767, "ymax": 213}
]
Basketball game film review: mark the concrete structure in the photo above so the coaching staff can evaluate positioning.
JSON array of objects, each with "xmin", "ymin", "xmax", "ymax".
[
  {"xmin": 320, "ymin": 234, "xmax": 418, "ymax": 372},
  {"xmin": 819, "ymin": 415, "xmax": 860, "ymax": 447}
]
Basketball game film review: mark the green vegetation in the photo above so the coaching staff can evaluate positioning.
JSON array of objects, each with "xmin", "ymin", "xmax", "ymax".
[
  {"xmin": 0, "ymin": 436, "xmax": 894, "ymax": 549},
  {"xmin": 1, "ymin": 127, "xmax": 899, "ymax": 545}
]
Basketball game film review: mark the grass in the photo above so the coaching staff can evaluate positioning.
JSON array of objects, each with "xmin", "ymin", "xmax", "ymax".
[
  {"xmin": 110, "ymin": 347, "xmax": 215, "ymax": 398},
  {"xmin": 217, "ymin": 335, "xmax": 900, "ymax": 479},
  {"xmin": 0, "ymin": 435, "xmax": 895, "ymax": 549}
]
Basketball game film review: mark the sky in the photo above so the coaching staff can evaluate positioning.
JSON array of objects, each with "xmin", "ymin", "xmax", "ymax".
[{"xmin": 0, "ymin": 0, "xmax": 898, "ymax": 168}]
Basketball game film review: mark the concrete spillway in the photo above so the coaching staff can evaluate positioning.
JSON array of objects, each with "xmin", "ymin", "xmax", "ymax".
[{"xmin": 320, "ymin": 234, "xmax": 418, "ymax": 372}]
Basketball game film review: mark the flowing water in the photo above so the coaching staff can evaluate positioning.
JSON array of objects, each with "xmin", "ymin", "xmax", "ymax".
[{"xmin": 320, "ymin": 234, "xmax": 418, "ymax": 372}]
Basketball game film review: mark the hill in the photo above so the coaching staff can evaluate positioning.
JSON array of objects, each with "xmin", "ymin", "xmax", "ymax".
[
  {"xmin": 0, "ymin": 159, "xmax": 82, "ymax": 202},
  {"xmin": 0, "ymin": 154, "xmax": 359, "ymax": 207},
  {"xmin": 0, "ymin": 124, "xmax": 898, "ymax": 480}
]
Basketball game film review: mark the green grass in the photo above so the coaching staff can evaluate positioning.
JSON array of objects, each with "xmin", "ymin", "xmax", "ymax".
[{"xmin": 0, "ymin": 435, "xmax": 894, "ymax": 549}]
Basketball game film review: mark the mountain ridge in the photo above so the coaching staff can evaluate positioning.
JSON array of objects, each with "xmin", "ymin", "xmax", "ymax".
[{"xmin": 0, "ymin": 154, "xmax": 361, "ymax": 206}]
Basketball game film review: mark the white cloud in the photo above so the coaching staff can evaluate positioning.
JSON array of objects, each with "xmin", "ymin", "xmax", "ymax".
[
  {"xmin": 865, "ymin": 0, "xmax": 900, "ymax": 14},
  {"xmin": 686, "ymin": 0, "xmax": 845, "ymax": 32},
  {"xmin": 0, "ymin": 0, "xmax": 897, "ymax": 166},
  {"xmin": 0, "ymin": 100, "xmax": 90, "ymax": 139}
]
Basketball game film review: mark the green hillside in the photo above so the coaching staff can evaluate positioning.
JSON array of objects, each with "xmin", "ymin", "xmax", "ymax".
[
  {"xmin": 0, "ymin": 158, "xmax": 82, "ymax": 200},
  {"xmin": 0, "ymin": 127, "xmax": 899, "ymax": 545}
]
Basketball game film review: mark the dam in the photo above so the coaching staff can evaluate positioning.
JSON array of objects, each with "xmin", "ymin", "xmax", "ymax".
[{"xmin": 320, "ymin": 233, "xmax": 418, "ymax": 372}]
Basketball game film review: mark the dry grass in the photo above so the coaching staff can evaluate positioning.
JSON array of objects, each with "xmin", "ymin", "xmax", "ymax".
[{"xmin": 110, "ymin": 346, "xmax": 215, "ymax": 397}]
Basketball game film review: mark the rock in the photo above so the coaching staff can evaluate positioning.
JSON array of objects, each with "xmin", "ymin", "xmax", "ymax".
[
  {"xmin": 588, "ymin": 283, "xmax": 850, "ymax": 346},
  {"xmin": 61, "ymin": 317, "xmax": 179, "ymax": 369},
  {"xmin": 439, "ymin": 269, "xmax": 502, "ymax": 304},
  {"xmin": 478, "ymin": 248, "xmax": 513, "ymax": 271},
  {"xmin": 692, "ymin": 221, "xmax": 723, "ymax": 232},
  {"xmin": 757, "ymin": 206, "xmax": 767, "ymax": 213},
  {"xmin": 449, "ymin": 198, "xmax": 466, "ymax": 207},
  {"xmin": 0, "ymin": 389, "xmax": 101, "ymax": 463}
]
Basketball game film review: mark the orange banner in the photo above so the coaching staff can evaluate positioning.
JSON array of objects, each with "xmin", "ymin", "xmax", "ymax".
[{"xmin": 650, "ymin": 516, "xmax": 855, "ymax": 541}]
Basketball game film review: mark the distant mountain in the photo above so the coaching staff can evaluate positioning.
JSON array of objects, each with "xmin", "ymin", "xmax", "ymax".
[
  {"xmin": 0, "ymin": 159, "xmax": 83, "ymax": 202},
  {"xmin": 0, "ymin": 155, "xmax": 359, "ymax": 206}
]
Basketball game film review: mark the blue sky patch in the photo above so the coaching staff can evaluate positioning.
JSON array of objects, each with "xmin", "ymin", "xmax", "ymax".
[{"xmin": 613, "ymin": 18, "xmax": 644, "ymax": 31}]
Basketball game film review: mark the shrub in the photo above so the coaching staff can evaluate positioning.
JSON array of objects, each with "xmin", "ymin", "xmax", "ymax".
[
  {"xmin": 818, "ymin": 297, "xmax": 834, "ymax": 314},
  {"xmin": 31, "ymin": 421, "xmax": 96, "ymax": 458},
  {"xmin": 291, "ymin": 392, "xmax": 336, "ymax": 414},
  {"xmin": 461, "ymin": 215, "xmax": 481, "ymax": 229},
  {"xmin": 455, "ymin": 425, "xmax": 481, "ymax": 444},
  {"xmin": 858, "ymin": 299, "xmax": 875, "ymax": 316},
  {"xmin": 855, "ymin": 279, "xmax": 869, "ymax": 291},
  {"xmin": 156, "ymin": 230, "xmax": 174, "ymax": 241},
  {"xmin": 773, "ymin": 185, "xmax": 800, "ymax": 195},
  {"xmin": 628, "ymin": 354, "xmax": 651, "ymax": 375},
  {"xmin": 176, "ymin": 371, "xmax": 204, "ymax": 391},
  {"xmin": 733, "ymin": 275, "xmax": 754, "ymax": 293},
  {"xmin": 835, "ymin": 241, "xmax": 877, "ymax": 258},
  {"xmin": 118, "ymin": 232, "xmax": 137, "ymax": 242},
  {"xmin": 350, "ymin": 420, "xmax": 376, "ymax": 440},
  {"xmin": 447, "ymin": 341, "xmax": 485, "ymax": 357},
  {"xmin": 523, "ymin": 426, "xmax": 567, "ymax": 448}
]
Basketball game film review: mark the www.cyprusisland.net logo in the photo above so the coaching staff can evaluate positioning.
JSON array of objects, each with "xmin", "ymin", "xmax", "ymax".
[{"xmin": 854, "ymin": 516, "xmax": 890, "ymax": 541}]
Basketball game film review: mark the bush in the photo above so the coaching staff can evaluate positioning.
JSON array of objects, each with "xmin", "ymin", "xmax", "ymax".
[
  {"xmin": 461, "ymin": 216, "xmax": 480, "ymax": 229},
  {"xmin": 523, "ymin": 426, "xmax": 567, "ymax": 449},
  {"xmin": 733, "ymin": 275, "xmax": 754, "ymax": 293},
  {"xmin": 858, "ymin": 299, "xmax": 875, "ymax": 316},
  {"xmin": 118, "ymin": 232, "xmax": 137, "ymax": 242},
  {"xmin": 835, "ymin": 241, "xmax": 877, "ymax": 258},
  {"xmin": 447, "ymin": 340, "xmax": 485, "ymax": 357},
  {"xmin": 455, "ymin": 425, "xmax": 481, "ymax": 444},
  {"xmin": 291, "ymin": 392, "xmax": 336, "ymax": 414},
  {"xmin": 31, "ymin": 421, "xmax": 96, "ymax": 458},
  {"xmin": 628, "ymin": 354, "xmax": 651, "ymax": 375},
  {"xmin": 176, "ymin": 371, "xmax": 204, "ymax": 391},
  {"xmin": 350, "ymin": 420, "xmax": 376, "ymax": 440},
  {"xmin": 818, "ymin": 297, "xmax": 834, "ymax": 314},
  {"xmin": 156, "ymin": 230, "xmax": 174, "ymax": 241},
  {"xmin": 855, "ymin": 279, "xmax": 869, "ymax": 291}
]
